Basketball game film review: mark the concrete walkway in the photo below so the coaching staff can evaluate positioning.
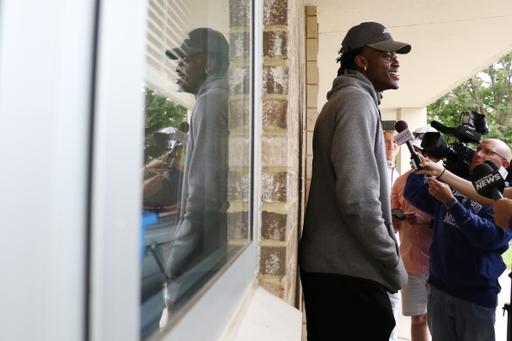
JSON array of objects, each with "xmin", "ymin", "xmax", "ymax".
[{"xmin": 396, "ymin": 271, "xmax": 511, "ymax": 341}]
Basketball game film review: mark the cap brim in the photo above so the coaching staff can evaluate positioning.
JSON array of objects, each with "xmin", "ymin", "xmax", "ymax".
[
  {"xmin": 411, "ymin": 138, "xmax": 423, "ymax": 149},
  {"xmin": 165, "ymin": 46, "xmax": 204, "ymax": 60},
  {"xmin": 367, "ymin": 40, "xmax": 411, "ymax": 54}
]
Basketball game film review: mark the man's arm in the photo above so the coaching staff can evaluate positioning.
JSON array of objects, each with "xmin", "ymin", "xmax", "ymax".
[
  {"xmin": 403, "ymin": 171, "xmax": 437, "ymax": 217},
  {"xmin": 416, "ymin": 157, "xmax": 495, "ymax": 206},
  {"xmin": 427, "ymin": 177, "xmax": 512, "ymax": 250},
  {"xmin": 330, "ymin": 90, "xmax": 398, "ymax": 268},
  {"xmin": 493, "ymin": 198, "xmax": 512, "ymax": 230}
]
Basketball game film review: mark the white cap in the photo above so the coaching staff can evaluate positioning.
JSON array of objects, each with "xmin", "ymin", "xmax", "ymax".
[{"xmin": 411, "ymin": 125, "xmax": 438, "ymax": 150}]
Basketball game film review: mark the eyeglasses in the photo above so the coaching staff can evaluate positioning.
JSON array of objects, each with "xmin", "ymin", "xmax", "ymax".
[
  {"xmin": 413, "ymin": 132, "xmax": 426, "ymax": 140},
  {"xmin": 476, "ymin": 147, "xmax": 508, "ymax": 161}
]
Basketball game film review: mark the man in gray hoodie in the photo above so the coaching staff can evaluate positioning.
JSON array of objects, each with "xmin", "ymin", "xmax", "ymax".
[
  {"xmin": 299, "ymin": 22, "xmax": 410, "ymax": 340},
  {"xmin": 162, "ymin": 27, "xmax": 230, "ymax": 317}
]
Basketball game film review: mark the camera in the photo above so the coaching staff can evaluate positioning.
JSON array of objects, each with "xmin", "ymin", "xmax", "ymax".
[
  {"xmin": 144, "ymin": 122, "xmax": 189, "ymax": 163},
  {"xmin": 144, "ymin": 131, "xmax": 176, "ymax": 162},
  {"xmin": 421, "ymin": 111, "xmax": 490, "ymax": 178}
]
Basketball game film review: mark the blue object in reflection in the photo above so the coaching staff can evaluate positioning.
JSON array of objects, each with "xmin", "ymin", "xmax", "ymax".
[{"xmin": 141, "ymin": 212, "xmax": 158, "ymax": 263}]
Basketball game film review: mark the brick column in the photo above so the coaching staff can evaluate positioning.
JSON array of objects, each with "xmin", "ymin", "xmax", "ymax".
[
  {"xmin": 302, "ymin": 7, "xmax": 318, "ymax": 339},
  {"xmin": 304, "ymin": 7, "xmax": 318, "ymax": 203},
  {"xmin": 257, "ymin": 0, "xmax": 305, "ymax": 306},
  {"xmin": 227, "ymin": 0, "xmax": 252, "ymax": 253}
]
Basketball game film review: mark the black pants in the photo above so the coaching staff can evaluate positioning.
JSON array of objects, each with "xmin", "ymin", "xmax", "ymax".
[{"xmin": 300, "ymin": 270, "xmax": 395, "ymax": 341}]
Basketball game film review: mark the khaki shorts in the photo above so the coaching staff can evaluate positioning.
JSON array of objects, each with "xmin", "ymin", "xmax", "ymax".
[{"xmin": 401, "ymin": 272, "xmax": 429, "ymax": 316}]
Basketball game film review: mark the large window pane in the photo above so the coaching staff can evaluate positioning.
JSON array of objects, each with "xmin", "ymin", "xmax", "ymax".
[{"xmin": 140, "ymin": 0, "xmax": 252, "ymax": 338}]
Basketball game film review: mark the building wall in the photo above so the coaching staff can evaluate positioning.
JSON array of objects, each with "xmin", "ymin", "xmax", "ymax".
[
  {"xmin": 257, "ymin": 0, "xmax": 305, "ymax": 307},
  {"xmin": 304, "ymin": 7, "xmax": 318, "ymax": 204}
]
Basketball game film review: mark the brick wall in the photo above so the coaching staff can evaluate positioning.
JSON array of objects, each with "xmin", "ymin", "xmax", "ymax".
[
  {"xmin": 257, "ymin": 0, "xmax": 305, "ymax": 306},
  {"xmin": 304, "ymin": 7, "xmax": 318, "ymax": 204},
  {"xmin": 227, "ymin": 0, "xmax": 252, "ymax": 254},
  {"xmin": 302, "ymin": 7, "xmax": 318, "ymax": 339}
]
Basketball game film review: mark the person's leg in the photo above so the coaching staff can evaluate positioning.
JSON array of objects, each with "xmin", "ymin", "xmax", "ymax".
[
  {"xmin": 452, "ymin": 296, "xmax": 496, "ymax": 341},
  {"xmin": 411, "ymin": 313, "xmax": 429, "ymax": 341},
  {"xmin": 401, "ymin": 273, "xmax": 430, "ymax": 341},
  {"xmin": 426, "ymin": 285, "xmax": 458, "ymax": 341},
  {"xmin": 388, "ymin": 291, "xmax": 401, "ymax": 341},
  {"xmin": 300, "ymin": 270, "xmax": 395, "ymax": 341}
]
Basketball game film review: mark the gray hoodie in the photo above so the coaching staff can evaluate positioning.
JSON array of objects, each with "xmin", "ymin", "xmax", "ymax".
[
  {"xmin": 166, "ymin": 74, "xmax": 229, "ymax": 278},
  {"xmin": 298, "ymin": 70, "xmax": 407, "ymax": 292}
]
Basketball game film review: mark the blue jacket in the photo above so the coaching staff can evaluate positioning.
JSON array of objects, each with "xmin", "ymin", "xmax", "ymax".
[{"xmin": 404, "ymin": 172, "xmax": 512, "ymax": 307}]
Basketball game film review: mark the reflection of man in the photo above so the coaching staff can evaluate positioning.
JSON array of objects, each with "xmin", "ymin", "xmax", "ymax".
[
  {"xmin": 162, "ymin": 27, "xmax": 230, "ymax": 315},
  {"xmin": 404, "ymin": 138, "xmax": 512, "ymax": 341}
]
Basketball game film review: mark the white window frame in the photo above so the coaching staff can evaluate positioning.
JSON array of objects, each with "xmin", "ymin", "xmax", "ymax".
[{"xmin": 88, "ymin": 1, "xmax": 263, "ymax": 341}]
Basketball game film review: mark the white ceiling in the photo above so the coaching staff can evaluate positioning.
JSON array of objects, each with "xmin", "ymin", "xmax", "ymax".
[{"xmin": 306, "ymin": 0, "xmax": 512, "ymax": 111}]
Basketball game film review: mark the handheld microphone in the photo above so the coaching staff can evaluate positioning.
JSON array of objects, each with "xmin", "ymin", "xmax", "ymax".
[
  {"xmin": 166, "ymin": 122, "xmax": 189, "ymax": 168},
  {"xmin": 472, "ymin": 160, "xmax": 505, "ymax": 201},
  {"xmin": 178, "ymin": 121, "xmax": 190, "ymax": 133},
  {"xmin": 394, "ymin": 120, "xmax": 423, "ymax": 171},
  {"xmin": 173, "ymin": 121, "xmax": 189, "ymax": 146}
]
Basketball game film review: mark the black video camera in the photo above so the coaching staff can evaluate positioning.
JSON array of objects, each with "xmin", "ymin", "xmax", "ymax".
[{"xmin": 421, "ymin": 111, "xmax": 490, "ymax": 178}]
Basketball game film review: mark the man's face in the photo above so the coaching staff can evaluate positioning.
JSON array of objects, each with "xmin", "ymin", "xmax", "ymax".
[
  {"xmin": 469, "ymin": 140, "xmax": 510, "ymax": 172},
  {"xmin": 175, "ymin": 51, "xmax": 208, "ymax": 94},
  {"xmin": 384, "ymin": 132, "xmax": 399, "ymax": 162},
  {"xmin": 360, "ymin": 47, "xmax": 400, "ymax": 93}
]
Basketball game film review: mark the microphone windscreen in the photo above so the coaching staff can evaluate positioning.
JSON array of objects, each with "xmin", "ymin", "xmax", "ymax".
[
  {"xmin": 472, "ymin": 162, "xmax": 494, "ymax": 180},
  {"xmin": 178, "ymin": 121, "xmax": 190, "ymax": 133},
  {"xmin": 483, "ymin": 160, "xmax": 499, "ymax": 171},
  {"xmin": 395, "ymin": 120, "xmax": 408, "ymax": 133},
  {"xmin": 472, "ymin": 162, "xmax": 506, "ymax": 199}
]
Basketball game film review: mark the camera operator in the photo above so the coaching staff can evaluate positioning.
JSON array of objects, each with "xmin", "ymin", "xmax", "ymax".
[
  {"xmin": 403, "ymin": 138, "xmax": 512, "ymax": 341},
  {"xmin": 416, "ymin": 139, "xmax": 512, "ymax": 230}
]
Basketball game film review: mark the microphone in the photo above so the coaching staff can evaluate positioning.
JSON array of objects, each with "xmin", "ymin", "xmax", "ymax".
[
  {"xmin": 471, "ymin": 160, "xmax": 505, "ymax": 201},
  {"xmin": 166, "ymin": 121, "xmax": 189, "ymax": 168},
  {"xmin": 394, "ymin": 120, "xmax": 423, "ymax": 171},
  {"xmin": 173, "ymin": 121, "xmax": 189, "ymax": 146},
  {"xmin": 178, "ymin": 121, "xmax": 190, "ymax": 134}
]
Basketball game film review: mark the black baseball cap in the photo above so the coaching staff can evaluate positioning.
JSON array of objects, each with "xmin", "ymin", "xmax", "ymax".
[
  {"xmin": 165, "ymin": 27, "xmax": 229, "ymax": 60},
  {"xmin": 341, "ymin": 22, "xmax": 411, "ymax": 54}
]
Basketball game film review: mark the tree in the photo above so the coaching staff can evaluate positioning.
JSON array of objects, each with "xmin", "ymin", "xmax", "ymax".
[
  {"xmin": 143, "ymin": 84, "xmax": 189, "ymax": 162},
  {"xmin": 144, "ymin": 84, "xmax": 188, "ymax": 131},
  {"xmin": 427, "ymin": 52, "xmax": 512, "ymax": 148}
]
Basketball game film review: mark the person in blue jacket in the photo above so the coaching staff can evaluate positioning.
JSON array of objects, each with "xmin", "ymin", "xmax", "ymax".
[{"xmin": 404, "ymin": 138, "xmax": 512, "ymax": 341}]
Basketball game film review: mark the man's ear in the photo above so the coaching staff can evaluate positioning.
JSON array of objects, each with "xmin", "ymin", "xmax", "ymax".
[
  {"xmin": 206, "ymin": 59, "xmax": 217, "ymax": 73},
  {"xmin": 504, "ymin": 161, "xmax": 510, "ymax": 170},
  {"xmin": 354, "ymin": 54, "xmax": 367, "ymax": 71}
]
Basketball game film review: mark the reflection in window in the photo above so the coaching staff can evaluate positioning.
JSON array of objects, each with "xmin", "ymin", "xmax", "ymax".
[{"xmin": 140, "ymin": 0, "xmax": 252, "ymax": 338}]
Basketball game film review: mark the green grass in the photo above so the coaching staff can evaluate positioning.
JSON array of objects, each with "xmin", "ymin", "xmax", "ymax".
[{"xmin": 503, "ymin": 247, "xmax": 512, "ymax": 269}]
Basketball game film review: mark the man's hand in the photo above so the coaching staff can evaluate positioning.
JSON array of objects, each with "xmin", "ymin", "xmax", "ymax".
[
  {"xmin": 426, "ymin": 177, "xmax": 454, "ymax": 203},
  {"xmin": 402, "ymin": 212, "xmax": 430, "ymax": 228},
  {"xmin": 493, "ymin": 198, "xmax": 512, "ymax": 230},
  {"xmin": 143, "ymin": 172, "xmax": 166, "ymax": 198},
  {"xmin": 145, "ymin": 152, "xmax": 172, "ymax": 175},
  {"xmin": 391, "ymin": 216, "xmax": 401, "ymax": 232},
  {"xmin": 415, "ymin": 155, "xmax": 444, "ymax": 177}
]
